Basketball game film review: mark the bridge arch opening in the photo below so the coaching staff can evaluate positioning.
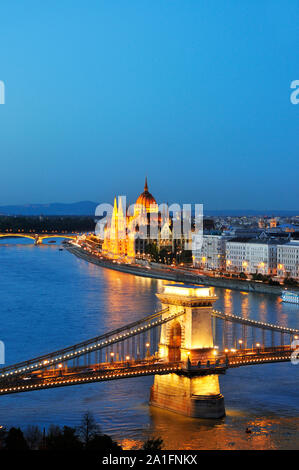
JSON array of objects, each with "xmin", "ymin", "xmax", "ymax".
[
  {"xmin": 0, "ymin": 234, "xmax": 36, "ymax": 244},
  {"xmin": 0, "ymin": 234, "xmax": 76, "ymax": 245},
  {"xmin": 168, "ymin": 321, "xmax": 181, "ymax": 362}
]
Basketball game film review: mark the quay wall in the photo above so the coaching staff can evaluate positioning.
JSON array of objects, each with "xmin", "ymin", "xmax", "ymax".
[{"xmin": 66, "ymin": 246, "xmax": 284, "ymax": 296}]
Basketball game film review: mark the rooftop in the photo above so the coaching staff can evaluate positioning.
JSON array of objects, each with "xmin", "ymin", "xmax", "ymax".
[
  {"xmin": 165, "ymin": 283, "xmax": 206, "ymax": 289},
  {"xmin": 279, "ymin": 241, "xmax": 299, "ymax": 247},
  {"xmin": 227, "ymin": 237, "xmax": 289, "ymax": 245},
  {"xmin": 163, "ymin": 284, "xmax": 213, "ymax": 298}
]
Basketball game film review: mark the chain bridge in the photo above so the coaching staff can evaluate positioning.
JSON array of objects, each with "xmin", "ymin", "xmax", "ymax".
[{"xmin": 0, "ymin": 284, "xmax": 297, "ymax": 418}]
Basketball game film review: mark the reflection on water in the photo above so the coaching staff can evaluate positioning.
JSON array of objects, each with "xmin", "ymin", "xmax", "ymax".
[
  {"xmin": 240, "ymin": 292, "xmax": 249, "ymax": 319},
  {"xmin": 143, "ymin": 407, "xmax": 299, "ymax": 450},
  {"xmin": 223, "ymin": 289, "xmax": 233, "ymax": 315},
  {"xmin": 0, "ymin": 241, "xmax": 299, "ymax": 449}
]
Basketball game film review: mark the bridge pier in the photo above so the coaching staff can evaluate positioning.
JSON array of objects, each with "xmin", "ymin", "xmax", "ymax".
[
  {"xmin": 150, "ymin": 284, "xmax": 225, "ymax": 419},
  {"xmin": 150, "ymin": 374, "xmax": 225, "ymax": 419}
]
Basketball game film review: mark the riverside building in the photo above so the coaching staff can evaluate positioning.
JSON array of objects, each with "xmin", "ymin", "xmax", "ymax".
[
  {"xmin": 193, "ymin": 234, "xmax": 227, "ymax": 271},
  {"xmin": 102, "ymin": 178, "xmax": 158, "ymax": 260},
  {"xmin": 225, "ymin": 239, "xmax": 279, "ymax": 276},
  {"xmin": 101, "ymin": 178, "xmax": 192, "ymax": 262},
  {"xmin": 277, "ymin": 241, "xmax": 299, "ymax": 280}
]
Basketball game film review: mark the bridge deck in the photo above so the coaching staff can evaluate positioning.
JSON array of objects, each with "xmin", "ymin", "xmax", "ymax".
[
  {"xmin": 0, "ymin": 347, "xmax": 293, "ymax": 396},
  {"xmin": 0, "ymin": 362, "xmax": 181, "ymax": 396}
]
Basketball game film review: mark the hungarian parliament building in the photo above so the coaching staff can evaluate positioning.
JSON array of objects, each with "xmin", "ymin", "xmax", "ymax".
[{"xmin": 101, "ymin": 178, "xmax": 191, "ymax": 261}]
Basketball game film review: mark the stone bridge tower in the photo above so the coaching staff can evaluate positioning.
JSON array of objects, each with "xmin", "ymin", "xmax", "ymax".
[{"xmin": 150, "ymin": 284, "xmax": 225, "ymax": 418}]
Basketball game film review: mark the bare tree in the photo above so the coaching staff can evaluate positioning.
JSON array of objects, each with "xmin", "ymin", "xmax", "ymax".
[
  {"xmin": 142, "ymin": 437, "xmax": 163, "ymax": 450},
  {"xmin": 24, "ymin": 425, "xmax": 43, "ymax": 450},
  {"xmin": 78, "ymin": 412, "xmax": 101, "ymax": 447}
]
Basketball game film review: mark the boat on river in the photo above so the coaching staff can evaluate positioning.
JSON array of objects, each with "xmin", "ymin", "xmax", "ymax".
[{"xmin": 281, "ymin": 290, "xmax": 299, "ymax": 304}]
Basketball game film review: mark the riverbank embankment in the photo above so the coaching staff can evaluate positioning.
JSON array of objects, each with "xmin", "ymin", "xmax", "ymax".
[{"xmin": 66, "ymin": 245, "xmax": 286, "ymax": 296}]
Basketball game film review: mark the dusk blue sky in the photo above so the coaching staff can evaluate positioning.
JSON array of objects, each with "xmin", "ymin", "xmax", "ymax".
[{"xmin": 0, "ymin": 0, "xmax": 298, "ymax": 210}]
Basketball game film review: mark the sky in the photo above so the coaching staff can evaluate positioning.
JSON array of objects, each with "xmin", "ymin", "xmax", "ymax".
[{"xmin": 0, "ymin": 0, "xmax": 298, "ymax": 210}]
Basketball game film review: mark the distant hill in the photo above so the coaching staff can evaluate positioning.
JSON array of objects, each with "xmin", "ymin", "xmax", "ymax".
[
  {"xmin": 0, "ymin": 201, "xmax": 98, "ymax": 216},
  {"xmin": 204, "ymin": 209, "xmax": 299, "ymax": 217},
  {"xmin": 0, "ymin": 201, "xmax": 297, "ymax": 217}
]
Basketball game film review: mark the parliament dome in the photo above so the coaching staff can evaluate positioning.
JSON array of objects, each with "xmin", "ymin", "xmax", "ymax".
[{"xmin": 135, "ymin": 178, "xmax": 158, "ymax": 213}]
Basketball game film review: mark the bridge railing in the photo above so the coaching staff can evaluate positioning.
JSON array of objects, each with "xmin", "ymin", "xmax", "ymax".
[
  {"xmin": 0, "ymin": 361, "xmax": 184, "ymax": 396},
  {"xmin": 0, "ymin": 307, "xmax": 186, "ymax": 379},
  {"xmin": 211, "ymin": 310, "xmax": 299, "ymax": 352},
  {"xmin": 185, "ymin": 345, "xmax": 293, "ymax": 371},
  {"xmin": 1, "ymin": 306, "xmax": 296, "ymax": 383},
  {"xmin": 212, "ymin": 310, "xmax": 299, "ymax": 334}
]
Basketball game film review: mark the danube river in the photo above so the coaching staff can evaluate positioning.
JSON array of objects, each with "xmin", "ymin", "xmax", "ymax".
[{"xmin": 1, "ymin": 240, "xmax": 299, "ymax": 450}]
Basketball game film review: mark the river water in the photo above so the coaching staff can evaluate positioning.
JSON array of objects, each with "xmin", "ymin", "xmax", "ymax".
[{"xmin": 0, "ymin": 240, "xmax": 299, "ymax": 449}]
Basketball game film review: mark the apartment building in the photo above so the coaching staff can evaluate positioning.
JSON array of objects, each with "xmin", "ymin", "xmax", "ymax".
[
  {"xmin": 193, "ymin": 234, "xmax": 227, "ymax": 270},
  {"xmin": 225, "ymin": 239, "xmax": 278, "ymax": 275},
  {"xmin": 277, "ymin": 241, "xmax": 299, "ymax": 279}
]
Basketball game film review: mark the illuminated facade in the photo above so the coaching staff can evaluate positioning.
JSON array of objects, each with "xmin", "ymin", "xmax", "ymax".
[
  {"xmin": 193, "ymin": 234, "xmax": 227, "ymax": 270},
  {"xmin": 102, "ymin": 178, "xmax": 159, "ymax": 260},
  {"xmin": 101, "ymin": 177, "xmax": 193, "ymax": 262},
  {"xmin": 277, "ymin": 241, "xmax": 299, "ymax": 279},
  {"xmin": 150, "ymin": 284, "xmax": 225, "ymax": 418},
  {"xmin": 226, "ymin": 239, "xmax": 278, "ymax": 275}
]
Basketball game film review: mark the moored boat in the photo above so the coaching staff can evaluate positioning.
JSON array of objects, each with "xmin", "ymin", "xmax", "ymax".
[{"xmin": 281, "ymin": 290, "xmax": 299, "ymax": 304}]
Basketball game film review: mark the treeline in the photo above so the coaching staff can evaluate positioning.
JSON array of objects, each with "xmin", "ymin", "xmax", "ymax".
[
  {"xmin": 0, "ymin": 412, "xmax": 163, "ymax": 451},
  {"xmin": 230, "ymin": 271, "xmax": 299, "ymax": 286},
  {"xmin": 0, "ymin": 412, "xmax": 120, "ymax": 451},
  {"xmin": 0, "ymin": 216, "xmax": 96, "ymax": 233}
]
